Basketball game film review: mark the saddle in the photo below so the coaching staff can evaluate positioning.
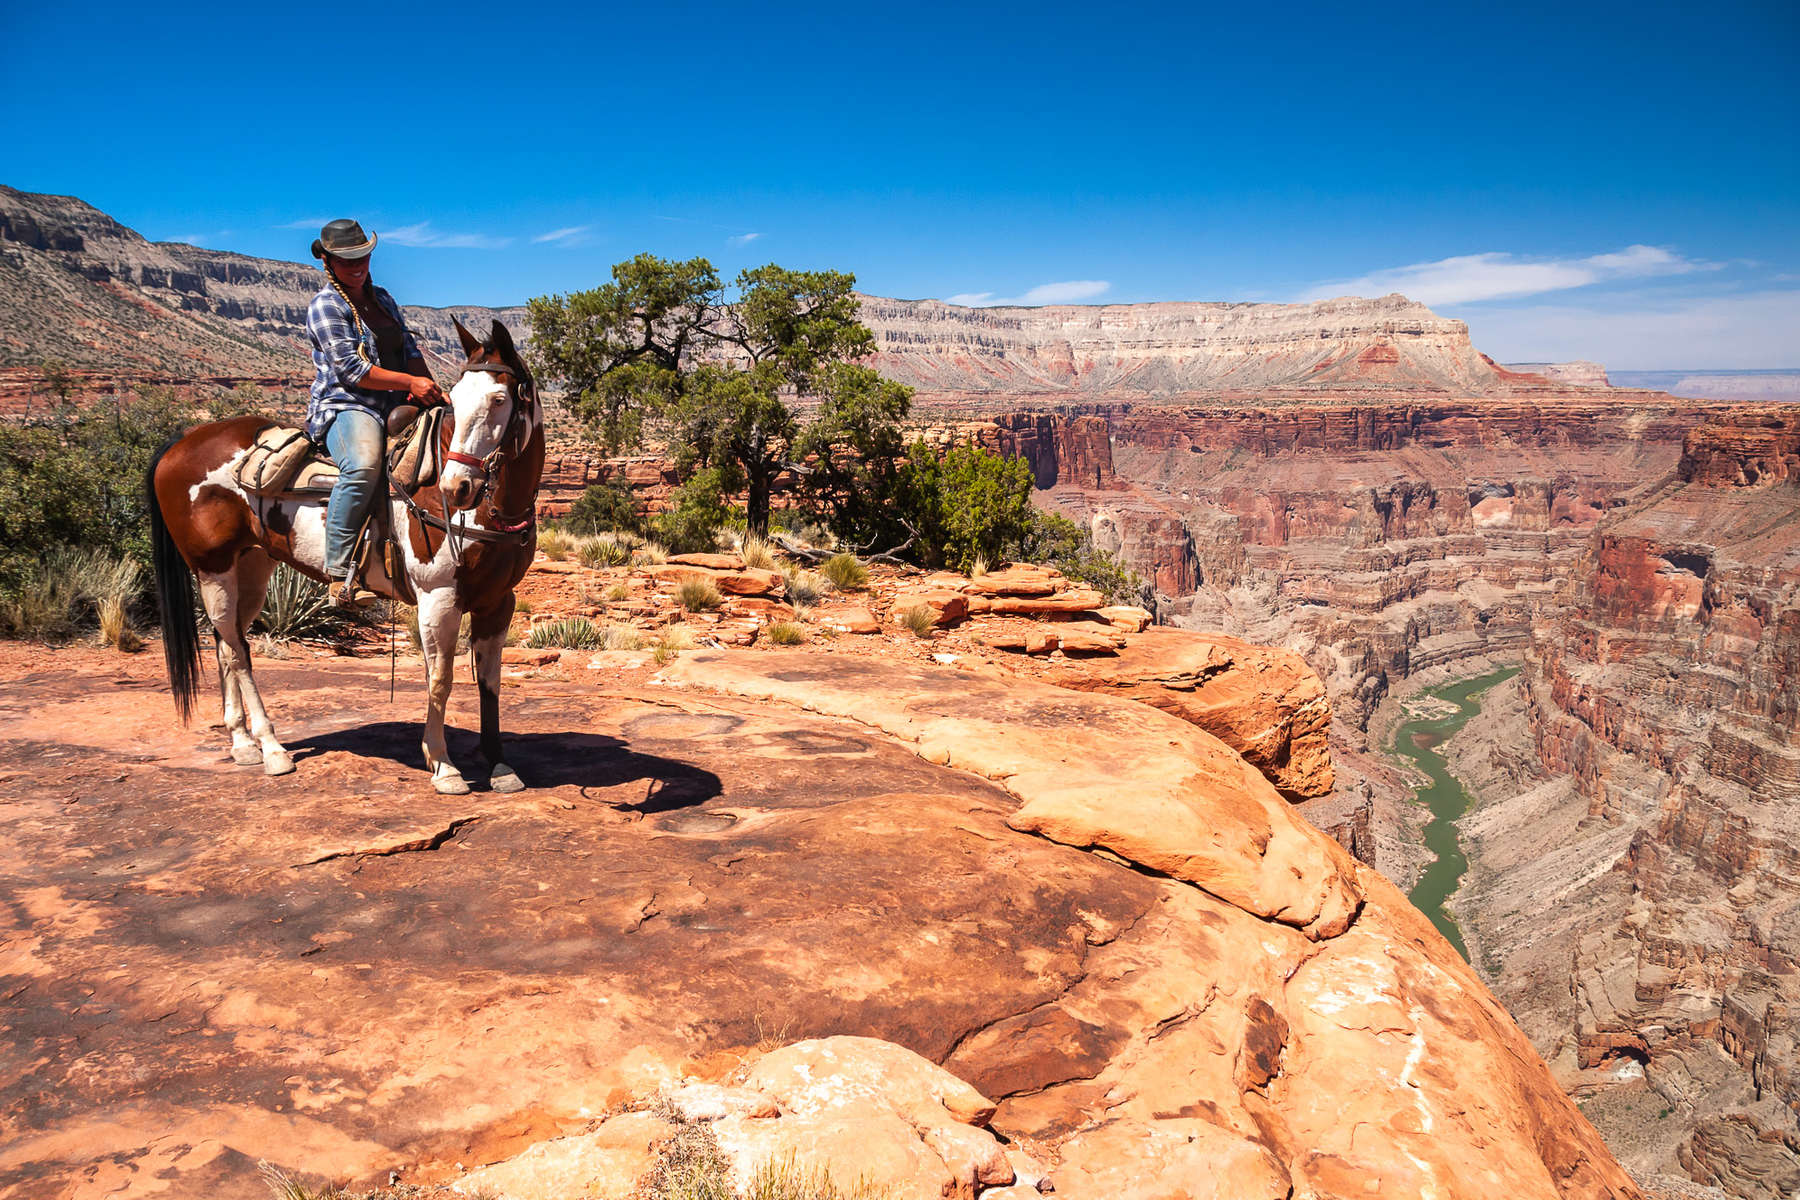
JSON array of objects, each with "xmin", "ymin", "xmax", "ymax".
[
  {"xmin": 235, "ymin": 404, "xmax": 448, "ymax": 498},
  {"xmin": 234, "ymin": 405, "xmax": 450, "ymax": 605}
]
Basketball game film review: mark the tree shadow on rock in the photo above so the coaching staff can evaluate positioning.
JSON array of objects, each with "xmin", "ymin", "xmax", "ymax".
[{"xmin": 288, "ymin": 722, "xmax": 723, "ymax": 811}]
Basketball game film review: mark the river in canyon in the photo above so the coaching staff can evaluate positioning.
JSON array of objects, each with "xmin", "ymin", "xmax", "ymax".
[{"xmin": 1391, "ymin": 667, "xmax": 1520, "ymax": 960}]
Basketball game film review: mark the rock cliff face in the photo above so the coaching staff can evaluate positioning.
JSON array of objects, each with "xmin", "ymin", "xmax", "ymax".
[
  {"xmin": 1506, "ymin": 361, "xmax": 1614, "ymax": 388},
  {"xmin": 862, "ymin": 292, "xmax": 1515, "ymax": 396},
  {"xmin": 1494, "ymin": 408, "xmax": 1800, "ymax": 1197},
  {"xmin": 965, "ymin": 398, "xmax": 1800, "ymax": 1195}
]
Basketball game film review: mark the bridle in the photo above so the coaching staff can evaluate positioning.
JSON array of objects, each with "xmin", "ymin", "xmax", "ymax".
[
  {"xmin": 441, "ymin": 358, "xmax": 538, "ymax": 536},
  {"xmin": 387, "ymin": 354, "xmax": 539, "ymax": 563}
]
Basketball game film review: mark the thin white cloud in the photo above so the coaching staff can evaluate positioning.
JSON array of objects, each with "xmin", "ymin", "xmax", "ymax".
[
  {"xmin": 730, "ymin": 232, "xmax": 764, "ymax": 245},
  {"xmin": 275, "ymin": 216, "xmax": 331, "ymax": 230},
  {"xmin": 167, "ymin": 230, "xmax": 232, "ymax": 246},
  {"xmin": 1459, "ymin": 289, "xmax": 1800, "ymax": 370},
  {"xmin": 1303, "ymin": 245, "xmax": 1716, "ymax": 306},
  {"xmin": 945, "ymin": 280, "xmax": 1112, "ymax": 307},
  {"xmin": 382, "ymin": 221, "xmax": 512, "ymax": 250},
  {"xmin": 532, "ymin": 225, "xmax": 592, "ymax": 245}
]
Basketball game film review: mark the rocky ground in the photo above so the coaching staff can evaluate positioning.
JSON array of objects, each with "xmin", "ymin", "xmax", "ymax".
[{"xmin": 0, "ymin": 547, "xmax": 1639, "ymax": 1199}]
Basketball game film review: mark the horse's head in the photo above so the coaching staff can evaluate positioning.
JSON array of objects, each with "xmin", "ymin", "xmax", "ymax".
[{"xmin": 442, "ymin": 317, "xmax": 537, "ymax": 512}]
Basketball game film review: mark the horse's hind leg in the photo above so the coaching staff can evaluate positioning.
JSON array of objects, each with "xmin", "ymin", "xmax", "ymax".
[
  {"xmin": 199, "ymin": 556, "xmax": 293, "ymax": 777},
  {"xmin": 470, "ymin": 597, "xmax": 523, "ymax": 792},
  {"xmin": 216, "ymin": 639, "xmax": 260, "ymax": 765}
]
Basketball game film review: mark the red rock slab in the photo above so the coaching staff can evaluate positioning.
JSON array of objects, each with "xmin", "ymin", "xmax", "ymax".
[
  {"xmin": 956, "ymin": 567, "xmax": 1065, "ymax": 597},
  {"xmin": 1044, "ymin": 628, "xmax": 1335, "ymax": 801},
  {"xmin": 666, "ymin": 552, "xmax": 745, "ymax": 570},
  {"xmin": 659, "ymin": 651, "xmax": 1360, "ymax": 938},
  {"xmin": 889, "ymin": 589, "xmax": 969, "ymax": 626},
  {"xmin": 0, "ymin": 648, "xmax": 1153, "ymax": 1199},
  {"xmin": 715, "ymin": 568, "xmax": 782, "ymax": 597},
  {"xmin": 817, "ymin": 606, "xmax": 879, "ymax": 635},
  {"xmin": 965, "ymin": 589, "xmax": 1104, "ymax": 617}
]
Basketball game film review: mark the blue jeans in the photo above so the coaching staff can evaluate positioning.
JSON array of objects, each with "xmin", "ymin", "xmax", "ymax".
[{"xmin": 322, "ymin": 408, "xmax": 384, "ymax": 578}]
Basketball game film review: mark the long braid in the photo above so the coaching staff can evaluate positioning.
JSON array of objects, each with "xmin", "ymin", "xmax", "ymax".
[{"xmin": 325, "ymin": 269, "xmax": 374, "ymax": 369}]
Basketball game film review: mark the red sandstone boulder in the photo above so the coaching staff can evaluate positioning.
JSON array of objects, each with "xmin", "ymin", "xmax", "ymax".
[
  {"xmin": 1044, "ymin": 628, "xmax": 1335, "ymax": 801},
  {"xmin": 890, "ymin": 589, "xmax": 969, "ymax": 627}
]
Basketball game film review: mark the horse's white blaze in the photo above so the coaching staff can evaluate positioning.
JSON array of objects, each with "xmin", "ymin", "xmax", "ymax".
[
  {"xmin": 190, "ymin": 446, "xmax": 251, "ymax": 505},
  {"xmin": 439, "ymin": 371, "xmax": 512, "ymax": 501}
]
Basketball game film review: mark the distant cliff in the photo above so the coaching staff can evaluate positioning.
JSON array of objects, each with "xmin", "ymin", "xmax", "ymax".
[
  {"xmin": 6, "ymin": 184, "xmax": 1581, "ymax": 400},
  {"xmin": 1504, "ymin": 360, "xmax": 1612, "ymax": 388}
]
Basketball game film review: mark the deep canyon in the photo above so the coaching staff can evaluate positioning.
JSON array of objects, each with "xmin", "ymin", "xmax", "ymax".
[{"xmin": 5, "ymin": 183, "xmax": 1799, "ymax": 1198}]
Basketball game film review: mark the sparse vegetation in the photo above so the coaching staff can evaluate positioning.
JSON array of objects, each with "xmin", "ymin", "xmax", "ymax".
[
  {"xmin": 640, "ymin": 1115, "xmax": 735, "ymax": 1200},
  {"xmin": 605, "ymin": 581, "xmax": 631, "ymax": 602},
  {"xmin": 633, "ymin": 541, "xmax": 670, "ymax": 566},
  {"xmin": 970, "ymin": 554, "xmax": 990, "ymax": 578},
  {"xmin": 677, "ymin": 578, "xmax": 723, "ymax": 612},
  {"xmin": 600, "ymin": 624, "xmax": 644, "ymax": 651},
  {"xmin": 0, "ymin": 548, "xmax": 142, "ymax": 642},
  {"xmin": 820, "ymin": 553, "xmax": 867, "ymax": 591},
  {"xmin": 525, "ymin": 616, "xmax": 605, "ymax": 649},
  {"xmin": 652, "ymin": 625, "xmax": 696, "ymax": 664},
  {"xmin": 765, "ymin": 621, "xmax": 804, "ymax": 645},
  {"xmin": 896, "ymin": 604, "xmax": 936, "ymax": 638},
  {"xmin": 748, "ymin": 1152, "xmax": 890, "ymax": 1200}
]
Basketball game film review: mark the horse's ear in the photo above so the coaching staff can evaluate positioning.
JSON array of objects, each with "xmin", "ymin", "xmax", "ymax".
[
  {"xmin": 453, "ymin": 317, "xmax": 484, "ymax": 358},
  {"xmin": 488, "ymin": 319, "xmax": 518, "ymax": 362}
]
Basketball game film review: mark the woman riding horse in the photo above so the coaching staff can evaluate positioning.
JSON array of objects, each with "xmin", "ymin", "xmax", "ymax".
[{"xmin": 306, "ymin": 219, "xmax": 445, "ymax": 607}]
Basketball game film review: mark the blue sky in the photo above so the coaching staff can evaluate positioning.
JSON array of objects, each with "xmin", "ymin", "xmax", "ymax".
[{"xmin": 5, "ymin": 0, "xmax": 1796, "ymax": 368}]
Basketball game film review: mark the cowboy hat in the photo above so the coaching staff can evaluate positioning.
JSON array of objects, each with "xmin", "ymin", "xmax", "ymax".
[{"xmin": 311, "ymin": 218, "xmax": 377, "ymax": 260}]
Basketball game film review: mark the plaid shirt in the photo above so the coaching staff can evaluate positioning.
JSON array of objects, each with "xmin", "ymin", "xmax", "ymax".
[{"xmin": 304, "ymin": 284, "xmax": 422, "ymax": 440}]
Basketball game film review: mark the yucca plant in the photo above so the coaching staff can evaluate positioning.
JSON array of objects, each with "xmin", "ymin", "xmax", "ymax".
[
  {"xmin": 576, "ymin": 535, "xmax": 633, "ymax": 569},
  {"xmin": 525, "ymin": 616, "xmax": 604, "ymax": 649},
  {"xmin": 255, "ymin": 563, "xmax": 347, "ymax": 641}
]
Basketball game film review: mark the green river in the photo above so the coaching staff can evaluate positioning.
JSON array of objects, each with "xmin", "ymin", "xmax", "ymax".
[{"xmin": 1391, "ymin": 667, "xmax": 1519, "ymax": 961}]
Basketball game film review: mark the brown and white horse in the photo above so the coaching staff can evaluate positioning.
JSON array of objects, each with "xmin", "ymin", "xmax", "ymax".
[{"xmin": 147, "ymin": 318, "xmax": 543, "ymax": 795}]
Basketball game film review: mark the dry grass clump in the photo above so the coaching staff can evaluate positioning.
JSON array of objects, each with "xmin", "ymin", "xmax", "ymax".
[
  {"xmin": 576, "ymin": 534, "xmax": 633, "ymax": 569},
  {"xmin": 633, "ymin": 541, "xmax": 670, "ymax": 566},
  {"xmin": 970, "ymin": 555, "xmax": 990, "ymax": 578},
  {"xmin": 820, "ymin": 552, "xmax": 868, "ymax": 591},
  {"xmin": 652, "ymin": 625, "xmax": 696, "ymax": 665},
  {"xmin": 748, "ymin": 1152, "xmax": 890, "ymax": 1200},
  {"xmin": 739, "ymin": 534, "xmax": 776, "ymax": 571},
  {"xmin": 764, "ymin": 621, "xmax": 804, "ymax": 645},
  {"xmin": 600, "ymin": 624, "xmax": 644, "ymax": 651},
  {"xmin": 677, "ymin": 578, "xmax": 723, "ymax": 612},
  {"xmin": 605, "ymin": 581, "xmax": 631, "ymax": 602},
  {"xmin": 780, "ymin": 566, "xmax": 829, "ymax": 606},
  {"xmin": 0, "ymin": 548, "xmax": 146, "ymax": 648},
  {"xmin": 638, "ymin": 1118, "xmax": 888, "ymax": 1200},
  {"xmin": 257, "ymin": 1161, "xmax": 345, "ymax": 1200},
  {"xmin": 537, "ymin": 527, "xmax": 576, "ymax": 560},
  {"xmin": 896, "ymin": 604, "xmax": 936, "ymax": 638},
  {"xmin": 525, "ymin": 616, "xmax": 603, "ymax": 649}
]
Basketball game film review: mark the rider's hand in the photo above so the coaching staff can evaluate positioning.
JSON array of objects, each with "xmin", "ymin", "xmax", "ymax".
[{"xmin": 408, "ymin": 376, "xmax": 445, "ymax": 405}]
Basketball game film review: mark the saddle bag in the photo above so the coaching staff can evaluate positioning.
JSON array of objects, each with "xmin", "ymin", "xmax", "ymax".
[
  {"xmin": 387, "ymin": 403, "xmax": 447, "ymax": 492},
  {"xmin": 236, "ymin": 427, "xmax": 328, "ymax": 495}
]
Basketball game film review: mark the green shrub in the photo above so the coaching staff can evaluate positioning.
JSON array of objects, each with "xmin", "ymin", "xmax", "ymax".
[
  {"xmin": 653, "ymin": 469, "xmax": 731, "ymax": 554},
  {"xmin": 1017, "ymin": 510, "xmax": 1145, "ymax": 604},
  {"xmin": 563, "ymin": 478, "xmax": 643, "ymax": 536},
  {"xmin": 820, "ymin": 552, "xmax": 868, "ymax": 590},
  {"xmin": 677, "ymin": 577, "xmax": 723, "ymax": 612},
  {"xmin": 765, "ymin": 620, "xmax": 804, "ymax": 645}
]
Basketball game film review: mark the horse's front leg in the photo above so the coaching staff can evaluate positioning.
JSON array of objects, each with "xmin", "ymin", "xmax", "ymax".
[
  {"xmin": 470, "ymin": 596, "xmax": 523, "ymax": 793},
  {"xmin": 417, "ymin": 585, "xmax": 469, "ymax": 795}
]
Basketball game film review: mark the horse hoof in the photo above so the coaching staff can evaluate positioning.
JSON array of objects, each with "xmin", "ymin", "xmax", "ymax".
[
  {"xmin": 231, "ymin": 745, "xmax": 264, "ymax": 766},
  {"xmin": 434, "ymin": 774, "xmax": 471, "ymax": 796},
  {"xmin": 263, "ymin": 752, "xmax": 295, "ymax": 777},
  {"xmin": 489, "ymin": 766, "xmax": 525, "ymax": 793}
]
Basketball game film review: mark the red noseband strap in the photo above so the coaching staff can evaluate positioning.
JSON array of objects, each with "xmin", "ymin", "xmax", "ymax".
[{"xmin": 444, "ymin": 450, "xmax": 489, "ymax": 474}]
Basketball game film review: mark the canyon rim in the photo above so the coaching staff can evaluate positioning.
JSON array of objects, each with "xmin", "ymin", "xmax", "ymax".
[{"xmin": 2, "ymin": 184, "xmax": 1797, "ymax": 1200}]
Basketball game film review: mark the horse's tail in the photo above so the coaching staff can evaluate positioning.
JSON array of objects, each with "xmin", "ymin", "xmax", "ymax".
[{"xmin": 146, "ymin": 436, "xmax": 202, "ymax": 724}]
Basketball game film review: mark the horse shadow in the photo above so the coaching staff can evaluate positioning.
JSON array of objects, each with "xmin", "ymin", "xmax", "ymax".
[{"xmin": 287, "ymin": 722, "xmax": 722, "ymax": 812}]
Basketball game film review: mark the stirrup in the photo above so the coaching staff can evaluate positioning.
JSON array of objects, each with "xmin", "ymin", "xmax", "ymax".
[{"xmin": 328, "ymin": 579, "xmax": 377, "ymax": 609}]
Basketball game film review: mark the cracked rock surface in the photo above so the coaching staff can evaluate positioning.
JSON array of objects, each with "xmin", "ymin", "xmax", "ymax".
[{"xmin": 0, "ymin": 644, "xmax": 1635, "ymax": 1198}]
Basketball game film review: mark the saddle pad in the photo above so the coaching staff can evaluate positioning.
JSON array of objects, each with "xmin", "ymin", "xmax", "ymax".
[
  {"xmin": 236, "ymin": 426, "xmax": 333, "ymax": 495},
  {"xmin": 388, "ymin": 403, "xmax": 446, "ymax": 492}
]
